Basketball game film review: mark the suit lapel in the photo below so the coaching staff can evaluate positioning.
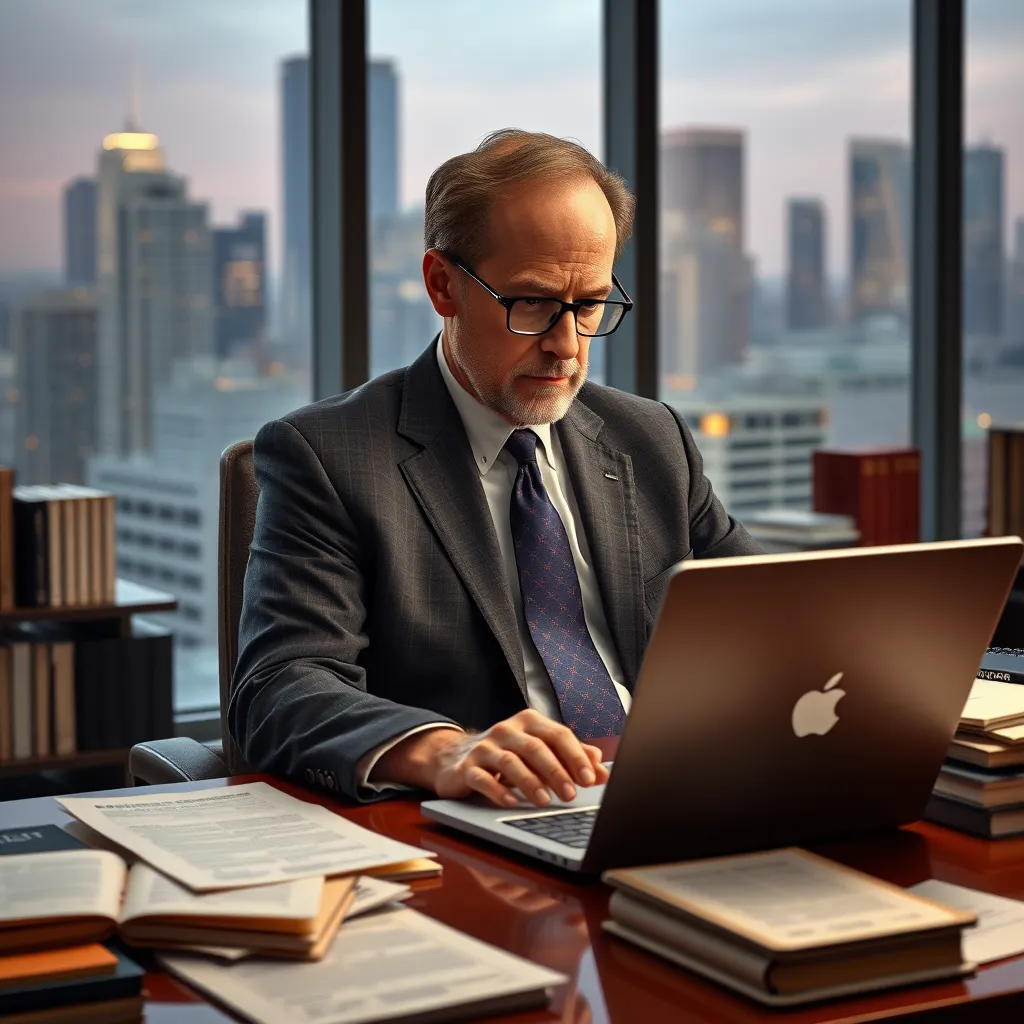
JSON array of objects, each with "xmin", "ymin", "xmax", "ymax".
[
  {"xmin": 557, "ymin": 397, "xmax": 646, "ymax": 687},
  {"xmin": 397, "ymin": 346, "xmax": 527, "ymax": 699}
]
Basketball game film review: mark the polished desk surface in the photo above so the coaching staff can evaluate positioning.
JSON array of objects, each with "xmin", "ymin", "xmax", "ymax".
[{"xmin": 5, "ymin": 764, "xmax": 1024, "ymax": 1023}]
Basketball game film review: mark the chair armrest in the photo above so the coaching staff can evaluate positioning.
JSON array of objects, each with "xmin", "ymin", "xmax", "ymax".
[{"xmin": 129, "ymin": 738, "xmax": 229, "ymax": 785}]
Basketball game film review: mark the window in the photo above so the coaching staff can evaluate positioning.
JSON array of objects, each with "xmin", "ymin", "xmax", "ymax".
[
  {"xmin": 660, "ymin": 1, "xmax": 912, "ymax": 520},
  {"xmin": 962, "ymin": 0, "xmax": 1024, "ymax": 537},
  {"xmin": 367, "ymin": 0, "xmax": 603, "ymax": 381},
  {"xmin": 0, "ymin": 0, "xmax": 309, "ymax": 717}
]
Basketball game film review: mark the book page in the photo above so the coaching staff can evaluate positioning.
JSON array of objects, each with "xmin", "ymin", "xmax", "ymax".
[
  {"xmin": 348, "ymin": 877, "xmax": 412, "ymax": 919},
  {"xmin": 960, "ymin": 679, "xmax": 1024, "ymax": 728},
  {"xmin": 0, "ymin": 849, "xmax": 124, "ymax": 924},
  {"xmin": 159, "ymin": 906, "xmax": 566, "ymax": 1024},
  {"xmin": 120, "ymin": 863, "xmax": 324, "ymax": 924},
  {"xmin": 606, "ymin": 849, "xmax": 973, "ymax": 952},
  {"xmin": 912, "ymin": 880, "xmax": 1024, "ymax": 964},
  {"xmin": 58, "ymin": 783, "xmax": 432, "ymax": 891}
]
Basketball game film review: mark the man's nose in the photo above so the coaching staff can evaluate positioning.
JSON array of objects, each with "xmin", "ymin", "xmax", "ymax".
[{"xmin": 540, "ymin": 309, "xmax": 581, "ymax": 360}]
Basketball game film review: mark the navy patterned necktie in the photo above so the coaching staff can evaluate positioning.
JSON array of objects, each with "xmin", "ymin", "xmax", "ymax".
[{"xmin": 504, "ymin": 428, "xmax": 626, "ymax": 740}]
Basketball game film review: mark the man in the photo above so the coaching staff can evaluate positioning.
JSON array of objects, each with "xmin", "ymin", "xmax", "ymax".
[{"xmin": 229, "ymin": 129, "xmax": 759, "ymax": 808}]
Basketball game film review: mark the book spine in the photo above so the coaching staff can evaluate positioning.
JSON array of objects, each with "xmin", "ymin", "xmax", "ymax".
[
  {"xmin": 76, "ymin": 498, "xmax": 89, "ymax": 608},
  {"xmin": 73, "ymin": 640, "xmax": 98, "ymax": 752},
  {"xmin": 103, "ymin": 495, "xmax": 116, "ymax": 604},
  {"xmin": 51, "ymin": 642, "xmax": 76, "ymax": 757},
  {"xmin": 0, "ymin": 646, "xmax": 11, "ymax": 761},
  {"xmin": 31, "ymin": 643, "xmax": 50, "ymax": 757},
  {"xmin": 46, "ymin": 501, "xmax": 62, "ymax": 609},
  {"xmin": 61, "ymin": 500, "xmax": 77, "ymax": 608},
  {"xmin": 0, "ymin": 468, "xmax": 13, "ymax": 611},
  {"xmin": 88, "ymin": 498, "xmax": 102, "ymax": 605},
  {"xmin": 859, "ymin": 456, "xmax": 876, "ymax": 546},
  {"xmin": 13, "ymin": 502, "xmax": 48, "ymax": 608},
  {"xmin": 10, "ymin": 644, "xmax": 31, "ymax": 759}
]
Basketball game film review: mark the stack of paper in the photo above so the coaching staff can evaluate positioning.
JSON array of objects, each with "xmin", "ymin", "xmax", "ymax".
[{"xmin": 929, "ymin": 679, "xmax": 1024, "ymax": 838}]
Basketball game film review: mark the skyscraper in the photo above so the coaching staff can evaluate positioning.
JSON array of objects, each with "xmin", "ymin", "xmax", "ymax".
[
  {"xmin": 213, "ymin": 212, "xmax": 266, "ymax": 360},
  {"xmin": 849, "ymin": 138, "xmax": 911, "ymax": 323},
  {"xmin": 13, "ymin": 287, "xmax": 98, "ymax": 485},
  {"xmin": 1008, "ymin": 217, "xmax": 1024, "ymax": 349},
  {"xmin": 280, "ymin": 56, "xmax": 311, "ymax": 359},
  {"xmin": 963, "ymin": 144, "xmax": 1004, "ymax": 338},
  {"xmin": 659, "ymin": 127, "xmax": 749, "ymax": 378},
  {"xmin": 786, "ymin": 198, "xmax": 827, "ymax": 330},
  {"xmin": 64, "ymin": 177, "xmax": 97, "ymax": 286},
  {"xmin": 369, "ymin": 60, "xmax": 399, "ymax": 223},
  {"xmin": 96, "ymin": 123, "xmax": 214, "ymax": 455}
]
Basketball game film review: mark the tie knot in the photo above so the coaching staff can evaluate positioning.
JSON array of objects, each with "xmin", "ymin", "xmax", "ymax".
[{"xmin": 503, "ymin": 428, "xmax": 539, "ymax": 467}]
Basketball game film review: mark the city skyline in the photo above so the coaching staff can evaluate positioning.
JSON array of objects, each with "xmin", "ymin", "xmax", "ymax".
[{"xmin": 1, "ymin": 0, "xmax": 1022, "ymax": 280}]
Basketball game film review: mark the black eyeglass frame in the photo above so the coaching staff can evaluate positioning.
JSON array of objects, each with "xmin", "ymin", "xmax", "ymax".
[{"xmin": 445, "ymin": 254, "xmax": 634, "ymax": 338}]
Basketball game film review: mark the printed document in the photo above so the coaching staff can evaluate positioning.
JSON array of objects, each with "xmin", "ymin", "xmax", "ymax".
[
  {"xmin": 58, "ymin": 783, "xmax": 432, "ymax": 891},
  {"xmin": 911, "ymin": 880, "xmax": 1024, "ymax": 964},
  {"xmin": 160, "ymin": 906, "xmax": 566, "ymax": 1024}
]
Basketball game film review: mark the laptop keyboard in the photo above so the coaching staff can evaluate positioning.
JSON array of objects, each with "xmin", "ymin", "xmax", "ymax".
[{"xmin": 504, "ymin": 808, "xmax": 598, "ymax": 849}]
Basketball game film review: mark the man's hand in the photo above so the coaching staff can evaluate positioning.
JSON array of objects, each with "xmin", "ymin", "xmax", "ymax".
[{"xmin": 372, "ymin": 710, "xmax": 610, "ymax": 807}]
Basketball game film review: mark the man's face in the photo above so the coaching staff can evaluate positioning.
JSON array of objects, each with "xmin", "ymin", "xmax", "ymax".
[{"xmin": 432, "ymin": 177, "xmax": 618, "ymax": 425}]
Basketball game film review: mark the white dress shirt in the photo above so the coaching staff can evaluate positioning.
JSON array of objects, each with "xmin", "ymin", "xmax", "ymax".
[{"xmin": 357, "ymin": 335, "xmax": 630, "ymax": 791}]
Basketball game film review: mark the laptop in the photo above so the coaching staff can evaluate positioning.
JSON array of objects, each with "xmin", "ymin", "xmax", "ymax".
[{"xmin": 421, "ymin": 537, "xmax": 1024, "ymax": 874}]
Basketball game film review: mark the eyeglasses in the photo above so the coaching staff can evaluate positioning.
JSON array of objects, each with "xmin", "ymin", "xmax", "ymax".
[{"xmin": 446, "ymin": 255, "xmax": 633, "ymax": 338}]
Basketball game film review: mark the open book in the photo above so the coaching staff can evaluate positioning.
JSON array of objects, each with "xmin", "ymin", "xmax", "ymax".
[
  {"xmin": 603, "ymin": 848, "xmax": 976, "ymax": 1006},
  {"xmin": 0, "ymin": 849, "xmax": 356, "ymax": 960}
]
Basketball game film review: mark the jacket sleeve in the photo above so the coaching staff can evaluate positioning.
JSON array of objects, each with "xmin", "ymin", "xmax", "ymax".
[
  {"xmin": 665, "ymin": 404, "xmax": 763, "ymax": 559},
  {"xmin": 227, "ymin": 418, "xmax": 460, "ymax": 801}
]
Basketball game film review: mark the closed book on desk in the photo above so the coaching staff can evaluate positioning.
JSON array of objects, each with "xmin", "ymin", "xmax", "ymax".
[
  {"xmin": 934, "ymin": 761, "xmax": 1024, "ymax": 808},
  {"xmin": 0, "ymin": 848, "xmax": 355, "ymax": 960},
  {"xmin": 958, "ymin": 677, "xmax": 1024, "ymax": 732},
  {"xmin": 602, "ymin": 848, "xmax": 974, "ymax": 1007},
  {"xmin": 0, "ymin": 944, "xmax": 142, "ymax": 1021},
  {"xmin": 949, "ymin": 732, "xmax": 1024, "ymax": 769},
  {"xmin": 925, "ymin": 793, "xmax": 1024, "ymax": 839}
]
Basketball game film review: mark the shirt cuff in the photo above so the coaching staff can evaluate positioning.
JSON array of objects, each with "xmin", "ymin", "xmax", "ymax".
[{"xmin": 357, "ymin": 723, "xmax": 465, "ymax": 794}]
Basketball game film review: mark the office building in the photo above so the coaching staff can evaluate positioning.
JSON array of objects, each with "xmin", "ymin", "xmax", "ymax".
[
  {"xmin": 63, "ymin": 177, "xmax": 97, "ymax": 286},
  {"xmin": 849, "ymin": 138, "xmax": 912, "ymax": 323},
  {"xmin": 369, "ymin": 59, "xmax": 399, "ymax": 223},
  {"xmin": 12, "ymin": 287, "xmax": 98, "ymax": 486},
  {"xmin": 1009, "ymin": 218, "xmax": 1024, "ymax": 350},
  {"xmin": 370, "ymin": 209, "xmax": 439, "ymax": 376},
  {"xmin": 213, "ymin": 212, "xmax": 267, "ymax": 360},
  {"xmin": 95, "ymin": 121, "xmax": 214, "ymax": 457},
  {"xmin": 664, "ymin": 392, "xmax": 827, "ymax": 518},
  {"xmin": 280, "ymin": 55, "xmax": 311, "ymax": 360},
  {"xmin": 660, "ymin": 127, "xmax": 750, "ymax": 379},
  {"xmin": 962, "ymin": 145, "xmax": 1004, "ymax": 339},
  {"xmin": 786, "ymin": 198, "xmax": 827, "ymax": 330},
  {"xmin": 88, "ymin": 364, "xmax": 306, "ymax": 710}
]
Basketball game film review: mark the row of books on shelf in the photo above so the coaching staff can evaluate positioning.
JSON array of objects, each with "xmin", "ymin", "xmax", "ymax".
[
  {"xmin": 0, "ymin": 622, "xmax": 172, "ymax": 762},
  {"xmin": 927, "ymin": 676, "xmax": 1024, "ymax": 839},
  {"xmin": 988, "ymin": 426, "xmax": 1024, "ymax": 539},
  {"xmin": 0, "ymin": 467, "xmax": 117, "ymax": 611}
]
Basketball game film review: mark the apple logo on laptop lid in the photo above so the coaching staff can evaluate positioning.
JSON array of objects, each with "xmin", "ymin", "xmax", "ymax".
[{"xmin": 792, "ymin": 672, "xmax": 846, "ymax": 738}]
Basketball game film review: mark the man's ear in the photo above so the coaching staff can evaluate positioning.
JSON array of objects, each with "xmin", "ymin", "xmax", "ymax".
[{"xmin": 422, "ymin": 249, "xmax": 459, "ymax": 318}]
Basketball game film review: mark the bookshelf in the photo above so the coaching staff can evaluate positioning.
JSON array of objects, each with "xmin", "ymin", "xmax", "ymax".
[
  {"xmin": 0, "ymin": 579, "xmax": 177, "ymax": 781},
  {"xmin": 0, "ymin": 579, "xmax": 177, "ymax": 630}
]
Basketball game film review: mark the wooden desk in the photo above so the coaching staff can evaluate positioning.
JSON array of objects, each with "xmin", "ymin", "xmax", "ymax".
[{"xmin": 5, "ymin": 772, "xmax": 1024, "ymax": 1024}]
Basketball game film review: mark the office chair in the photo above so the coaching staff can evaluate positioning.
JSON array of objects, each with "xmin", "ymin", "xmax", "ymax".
[{"xmin": 128, "ymin": 440, "xmax": 256, "ymax": 784}]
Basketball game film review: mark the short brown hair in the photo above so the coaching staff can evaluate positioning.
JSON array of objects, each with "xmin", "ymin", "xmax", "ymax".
[{"xmin": 424, "ymin": 129, "xmax": 635, "ymax": 266}]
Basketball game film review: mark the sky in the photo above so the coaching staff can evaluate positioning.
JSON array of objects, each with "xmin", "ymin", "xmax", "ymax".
[{"xmin": 0, "ymin": 0, "xmax": 1021, "ymax": 281}]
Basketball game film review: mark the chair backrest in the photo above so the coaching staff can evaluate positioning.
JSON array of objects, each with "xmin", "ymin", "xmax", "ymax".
[{"xmin": 218, "ymin": 439, "xmax": 257, "ymax": 775}]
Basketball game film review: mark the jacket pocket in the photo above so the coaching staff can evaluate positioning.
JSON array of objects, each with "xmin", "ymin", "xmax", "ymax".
[{"xmin": 643, "ymin": 550, "xmax": 693, "ymax": 626}]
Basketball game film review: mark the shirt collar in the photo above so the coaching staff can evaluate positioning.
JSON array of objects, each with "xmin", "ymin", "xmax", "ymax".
[{"xmin": 435, "ymin": 333, "xmax": 556, "ymax": 477}]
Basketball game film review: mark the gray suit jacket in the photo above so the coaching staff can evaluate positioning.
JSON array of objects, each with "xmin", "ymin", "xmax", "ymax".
[{"xmin": 228, "ymin": 342, "xmax": 760, "ymax": 801}]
